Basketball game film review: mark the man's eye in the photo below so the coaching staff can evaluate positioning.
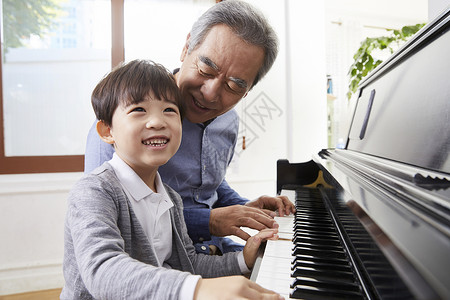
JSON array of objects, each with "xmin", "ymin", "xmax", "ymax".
[
  {"xmin": 226, "ymin": 82, "xmax": 245, "ymax": 94},
  {"xmin": 199, "ymin": 69, "xmax": 208, "ymax": 76},
  {"xmin": 198, "ymin": 68, "xmax": 213, "ymax": 78}
]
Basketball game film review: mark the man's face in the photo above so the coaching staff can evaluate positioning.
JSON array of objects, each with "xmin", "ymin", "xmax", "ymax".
[{"xmin": 175, "ymin": 24, "xmax": 264, "ymax": 124}]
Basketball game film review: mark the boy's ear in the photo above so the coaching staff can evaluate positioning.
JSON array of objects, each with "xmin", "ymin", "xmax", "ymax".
[
  {"xmin": 180, "ymin": 33, "xmax": 191, "ymax": 62},
  {"xmin": 96, "ymin": 121, "xmax": 115, "ymax": 145}
]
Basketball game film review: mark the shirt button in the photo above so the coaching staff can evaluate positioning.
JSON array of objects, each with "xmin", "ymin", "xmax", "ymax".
[{"xmin": 201, "ymin": 246, "xmax": 207, "ymax": 251}]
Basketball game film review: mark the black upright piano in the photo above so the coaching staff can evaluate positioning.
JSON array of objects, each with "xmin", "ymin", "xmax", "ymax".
[{"xmin": 251, "ymin": 7, "xmax": 450, "ymax": 300}]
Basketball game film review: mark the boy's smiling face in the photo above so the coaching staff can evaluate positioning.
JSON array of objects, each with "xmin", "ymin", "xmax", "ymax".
[{"xmin": 98, "ymin": 92, "xmax": 182, "ymax": 179}]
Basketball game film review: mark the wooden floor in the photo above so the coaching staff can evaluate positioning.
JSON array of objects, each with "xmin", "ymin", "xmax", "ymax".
[{"xmin": 0, "ymin": 289, "xmax": 62, "ymax": 300}]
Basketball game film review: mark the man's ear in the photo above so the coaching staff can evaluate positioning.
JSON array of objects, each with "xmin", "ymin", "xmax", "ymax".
[
  {"xmin": 96, "ymin": 120, "xmax": 115, "ymax": 145},
  {"xmin": 180, "ymin": 33, "xmax": 191, "ymax": 62}
]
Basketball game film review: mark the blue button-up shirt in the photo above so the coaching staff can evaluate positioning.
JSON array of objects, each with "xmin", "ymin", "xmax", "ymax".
[
  {"xmin": 84, "ymin": 109, "xmax": 248, "ymax": 254},
  {"xmin": 160, "ymin": 109, "xmax": 248, "ymax": 253}
]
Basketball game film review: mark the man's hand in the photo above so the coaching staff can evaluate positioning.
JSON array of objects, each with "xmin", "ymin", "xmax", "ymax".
[
  {"xmin": 209, "ymin": 205, "xmax": 278, "ymax": 241},
  {"xmin": 245, "ymin": 195, "xmax": 295, "ymax": 217}
]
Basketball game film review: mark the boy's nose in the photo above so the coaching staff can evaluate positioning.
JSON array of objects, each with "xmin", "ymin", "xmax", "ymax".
[{"xmin": 145, "ymin": 115, "xmax": 165, "ymax": 129}]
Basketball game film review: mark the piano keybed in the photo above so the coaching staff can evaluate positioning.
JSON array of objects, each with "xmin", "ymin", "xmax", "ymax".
[{"xmin": 253, "ymin": 187, "xmax": 414, "ymax": 299}]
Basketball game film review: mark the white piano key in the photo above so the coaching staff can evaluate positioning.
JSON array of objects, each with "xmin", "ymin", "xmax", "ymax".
[
  {"xmin": 263, "ymin": 239, "xmax": 292, "ymax": 258},
  {"xmin": 255, "ymin": 255, "xmax": 292, "ymax": 296},
  {"xmin": 275, "ymin": 215, "xmax": 294, "ymax": 234},
  {"xmin": 254, "ymin": 237, "xmax": 294, "ymax": 298}
]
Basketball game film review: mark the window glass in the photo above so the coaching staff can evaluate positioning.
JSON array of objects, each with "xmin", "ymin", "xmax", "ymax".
[
  {"xmin": 2, "ymin": 0, "xmax": 111, "ymax": 156},
  {"xmin": 124, "ymin": 0, "xmax": 214, "ymax": 70}
]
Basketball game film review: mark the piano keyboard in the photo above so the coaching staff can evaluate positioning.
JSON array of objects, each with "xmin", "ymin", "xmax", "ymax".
[{"xmin": 252, "ymin": 187, "xmax": 367, "ymax": 299}]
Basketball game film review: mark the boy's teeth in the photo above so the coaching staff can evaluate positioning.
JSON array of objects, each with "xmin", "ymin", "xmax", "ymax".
[{"xmin": 142, "ymin": 138, "xmax": 168, "ymax": 146}]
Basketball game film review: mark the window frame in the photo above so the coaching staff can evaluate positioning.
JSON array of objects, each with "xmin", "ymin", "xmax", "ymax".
[{"xmin": 0, "ymin": 0, "xmax": 124, "ymax": 174}]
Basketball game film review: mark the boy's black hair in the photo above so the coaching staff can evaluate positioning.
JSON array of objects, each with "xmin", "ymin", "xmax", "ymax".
[{"xmin": 91, "ymin": 59, "xmax": 184, "ymax": 126}]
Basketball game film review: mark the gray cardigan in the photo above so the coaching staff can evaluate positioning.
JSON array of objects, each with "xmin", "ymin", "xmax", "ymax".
[{"xmin": 61, "ymin": 163, "xmax": 241, "ymax": 300}]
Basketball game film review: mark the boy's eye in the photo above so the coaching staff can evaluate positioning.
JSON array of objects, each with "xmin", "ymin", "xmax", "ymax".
[
  {"xmin": 131, "ymin": 107, "xmax": 145, "ymax": 112},
  {"xmin": 164, "ymin": 107, "xmax": 178, "ymax": 113}
]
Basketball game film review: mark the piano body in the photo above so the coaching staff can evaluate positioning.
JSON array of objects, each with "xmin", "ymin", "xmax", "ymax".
[{"xmin": 252, "ymin": 7, "xmax": 450, "ymax": 300}]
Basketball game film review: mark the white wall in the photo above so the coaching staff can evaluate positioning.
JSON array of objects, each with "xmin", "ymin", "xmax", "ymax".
[
  {"xmin": 227, "ymin": 0, "xmax": 327, "ymax": 200},
  {"xmin": 287, "ymin": 0, "xmax": 328, "ymax": 163},
  {"xmin": 0, "ymin": 173, "xmax": 82, "ymax": 295}
]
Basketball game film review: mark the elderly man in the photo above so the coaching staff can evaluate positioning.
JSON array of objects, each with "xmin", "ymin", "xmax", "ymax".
[{"xmin": 85, "ymin": 0, "xmax": 295, "ymax": 255}]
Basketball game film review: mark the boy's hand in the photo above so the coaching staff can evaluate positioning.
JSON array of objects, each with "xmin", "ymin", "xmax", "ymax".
[
  {"xmin": 243, "ymin": 228, "xmax": 279, "ymax": 269},
  {"xmin": 194, "ymin": 276, "xmax": 284, "ymax": 300}
]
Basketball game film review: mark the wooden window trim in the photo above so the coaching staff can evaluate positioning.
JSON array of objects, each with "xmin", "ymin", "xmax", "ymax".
[{"xmin": 0, "ymin": 0, "xmax": 124, "ymax": 174}]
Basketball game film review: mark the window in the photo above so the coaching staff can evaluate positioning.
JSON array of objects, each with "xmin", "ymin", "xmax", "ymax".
[
  {"xmin": 123, "ymin": 0, "xmax": 214, "ymax": 69},
  {"xmin": 0, "ymin": 0, "xmax": 113, "ymax": 173},
  {"xmin": 0, "ymin": 0, "xmax": 213, "ymax": 174}
]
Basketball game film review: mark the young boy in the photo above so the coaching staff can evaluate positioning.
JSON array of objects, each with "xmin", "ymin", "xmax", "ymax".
[{"xmin": 61, "ymin": 60, "xmax": 281, "ymax": 300}]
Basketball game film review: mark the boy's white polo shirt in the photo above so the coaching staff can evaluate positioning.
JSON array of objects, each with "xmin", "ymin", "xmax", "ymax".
[
  {"xmin": 109, "ymin": 153, "xmax": 200, "ymax": 299},
  {"xmin": 109, "ymin": 153, "xmax": 173, "ymax": 266}
]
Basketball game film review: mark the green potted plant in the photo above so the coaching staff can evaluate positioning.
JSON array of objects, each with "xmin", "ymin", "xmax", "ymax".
[{"xmin": 347, "ymin": 23, "xmax": 425, "ymax": 99}]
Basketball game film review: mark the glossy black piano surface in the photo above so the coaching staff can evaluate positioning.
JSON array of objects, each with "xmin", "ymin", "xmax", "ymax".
[
  {"xmin": 269, "ymin": 7, "xmax": 450, "ymax": 300},
  {"xmin": 347, "ymin": 9, "xmax": 450, "ymax": 175}
]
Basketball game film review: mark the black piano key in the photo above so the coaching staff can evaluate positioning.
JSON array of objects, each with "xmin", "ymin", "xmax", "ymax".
[
  {"xmin": 293, "ymin": 235, "xmax": 341, "ymax": 246},
  {"xmin": 291, "ymin": 284, "xmax": 364, "ymax": 300},
  {"xmin": 292, "ymin": 254, "xmax": 349, "ymax": 266},
  {"xmin": 293, "ymin": 231, "xmax": 338, "ymax": 240},
  {"xmin": 293, "ymin": 224, "xmax": 337, "ymax": 233},
  {"xmin": 296, "ymin": 204, "xmax": 326, "ymax": 210},
  {"xmin": 295, "ymin": 210, "xmax": 330, "ymax": 216},
  {"xmin": 291, "ymin": 265, "xmax": 356, "ymax": 282},
  {"xmin": 291, "ymin": 276, "xmax": 361, "ymax": 293},
  {"xmin": 294, "ymin": 219, "xmax": 333, "ymax": 226},
  {"xmin": 293, "ymin": 241, "xmax": 344, "ymax": 252},
  {"xmin": 292, "ymin": 246, "xmax": 347, "ymax": 259},
  {"xmin": 291, "ymin": 259, "xmax": 353, "ymax": 273},
  {"xmin": 293, "ymin": 230, "xmax": 340, "ymax": 240},
  {"xmin": 294, "ymin": 217, "xmax": 332, "ymax": 224},
  {"xmin": 296, "ymin": 211, "xmax": 325, "ymax": 215}
]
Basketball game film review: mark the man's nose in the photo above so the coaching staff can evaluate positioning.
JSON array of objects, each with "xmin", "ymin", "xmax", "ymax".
[{"xmin": 201, "ymin": 78, "xmax": 222, "ymax": 103}]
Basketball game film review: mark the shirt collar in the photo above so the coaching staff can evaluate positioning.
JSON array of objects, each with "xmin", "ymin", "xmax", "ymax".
[{"xmin": 109, "ymin": 153, "xmax": 169, "ymax": 202}]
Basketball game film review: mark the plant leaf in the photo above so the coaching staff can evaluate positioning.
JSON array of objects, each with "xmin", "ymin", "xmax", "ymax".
[{"xmin": 346, "ymin": 22, "xmax": 426, "ymax": 99}]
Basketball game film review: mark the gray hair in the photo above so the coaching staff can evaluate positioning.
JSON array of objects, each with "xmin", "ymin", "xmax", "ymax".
[{"xmin": 188, "ymin": 0, "xmax": 279, "ymax": 88}]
